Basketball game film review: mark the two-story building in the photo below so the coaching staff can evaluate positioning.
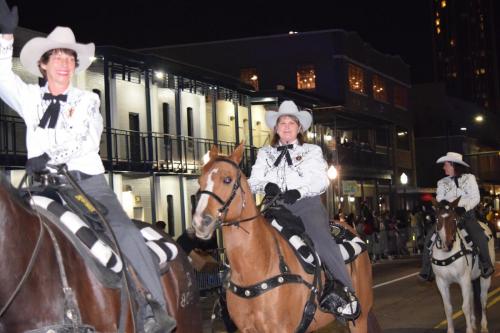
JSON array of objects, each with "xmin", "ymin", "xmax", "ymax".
[{"xmin": 140, "ymin": 29, "xmax": 416, "ymax": 214}]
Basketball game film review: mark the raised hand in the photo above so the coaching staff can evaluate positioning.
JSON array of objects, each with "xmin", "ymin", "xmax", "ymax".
[{"xmin": 0, "ymin": 0, "xmax": 18, "ymax": 34}]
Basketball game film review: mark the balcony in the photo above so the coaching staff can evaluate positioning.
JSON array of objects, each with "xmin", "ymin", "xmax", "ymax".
[{"xmin": 0, "ymin": 115, "xmax": 257, "ymax": 176}]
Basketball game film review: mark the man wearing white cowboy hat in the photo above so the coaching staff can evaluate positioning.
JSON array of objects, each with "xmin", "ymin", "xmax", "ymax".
[
  {"xmin": 0, "ymin": 1, "xmax": 175, "ymax": 332},
  {"xmin": 248, "ymin": 100, "xmax": 361, "ymax": 321},
  {"xmin": 418, "ymin": 151, "xmax": 494, "ymax": 281}
]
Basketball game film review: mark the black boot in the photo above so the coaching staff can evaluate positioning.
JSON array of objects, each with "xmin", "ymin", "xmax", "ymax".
[
  {"xmin": 479, "ymin": 260, "xmax": 495, "ymax": 278},
  {"xmin": 319, "ymin": 279, "xmax": 360, "ymax": 321},
  {"xmin": 144, "ymin": 297, "xmax": 177, "ymax": 333}
]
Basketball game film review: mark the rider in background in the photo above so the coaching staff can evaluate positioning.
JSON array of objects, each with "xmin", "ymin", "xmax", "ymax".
[
  {"xmin": 419, "ymin": 152, "xmax": 494, "ymax": 281},
  {"xmin": 248, "ymin": 100, "xmax": 360, "ymax": 321},
  {"xmin": 0, "ymin": 2, "xmax": 174, "ymax": 331}
]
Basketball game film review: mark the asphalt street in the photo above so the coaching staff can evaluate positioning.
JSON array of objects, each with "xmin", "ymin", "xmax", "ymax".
[{"xmin": 201, "ymin": 250, "xmax": 500, "ymax": 332}]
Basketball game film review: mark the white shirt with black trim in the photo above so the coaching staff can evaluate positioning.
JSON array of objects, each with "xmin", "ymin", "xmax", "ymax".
[
  {"xmin": 248, "ymin": 142, "xmax": 329, "ymax": 199},
  {"xmin": 436, "ymin": 173, "xmax": 480, "ymax": 211},
  {"xmin": 0, "ymin": 37, "xmax": 104, "ymax": 175}
]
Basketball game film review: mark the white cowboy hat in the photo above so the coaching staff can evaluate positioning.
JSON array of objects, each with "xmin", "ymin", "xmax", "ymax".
[
  {"xmin": 20, "ymin": 26, "xmax": 95, "ymax": 77},
  {"xmin": 436, "ymin": 152, "xmax": 470, "ymax": 167},
  {"xmin": 265, "ymin": 100, "xmax": 313, "ymax": 132}
]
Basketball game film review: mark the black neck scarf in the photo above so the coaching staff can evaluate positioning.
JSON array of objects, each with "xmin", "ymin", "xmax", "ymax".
[
  {"xmin": 274, "ymin": 144, "xmax": 294, "ymax": 166},
  {"xmin": 39, "ymin": 93, "xmax": 68, "ymax": 129}
]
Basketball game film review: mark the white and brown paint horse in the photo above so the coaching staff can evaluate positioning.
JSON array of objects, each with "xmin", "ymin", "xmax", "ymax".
[{"xmin": 432, "ymin": 198, "xmax": 495, "ymax": 333}]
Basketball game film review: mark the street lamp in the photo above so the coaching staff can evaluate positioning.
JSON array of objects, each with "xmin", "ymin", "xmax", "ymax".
[
  {"xmin": 474, "ymin": 114, "xmax": 484, "ymax": 123},
  {"xmin": 400, "ymin": 172, "xmax": 408, "ymax": 210},
  {"xmin": 328, "ymin": 165, "xmax": 338, "ymax": 215}
]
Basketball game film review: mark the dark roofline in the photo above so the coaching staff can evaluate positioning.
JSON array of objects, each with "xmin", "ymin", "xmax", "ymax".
[
  {"xmin": 137, "ymin": 28, "xmax": 347, "ymax": 51},
  {"xmin": 96, "ymin": 45, "xmax": 255, "ymax": 93},
  {"xmin": 138, "ymin": 28, "xmax": 409, "ymax": 69}
]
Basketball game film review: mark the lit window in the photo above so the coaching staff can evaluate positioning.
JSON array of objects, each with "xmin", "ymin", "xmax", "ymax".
[
  {"xmin": 437, "ymin": 27, "xmax": 441, "ymax": 34},
  {"xmin": 441, "ymin": 0, "xmax": 446, "ymax": 8},
  {"xmin": 450, "ymin": 39, "xmax": 454, "ymax": 46},
  {"xmin": 480, "ymin": 68, "xmax": 486, "ymax": 74},
  {"xmin": 296, "ymin": 65, "xmax": 316, "ymax": 90},
  {"xmin": 394, "ymin": 85, "xmax": 408, "ymax": 110},
  {"xmin": 372, "ymin": 75, "xmax": 387, "ymax": 102},
  {"xmin": 435, "ymin": 18, "xmax": 440, "ymax": 26},
  {"xmin": 348, "ymin": 64, "xmax": 365, "ymax": 94},
  {"xmin": 240, "ymin": 68, "xmax": 259, "ymax": 91}
]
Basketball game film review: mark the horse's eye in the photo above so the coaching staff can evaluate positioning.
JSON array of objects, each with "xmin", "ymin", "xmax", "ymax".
[{"xmin": 223, "ymin": 176, "xmax": 232, "ymax": 184}]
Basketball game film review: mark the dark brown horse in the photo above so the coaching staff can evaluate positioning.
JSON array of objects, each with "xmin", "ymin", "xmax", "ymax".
[
  {"xmin": 193, "ymin": 144, "xmax": 378, "ymax": 333},
  {"xmin": 0, "ymin": 174, "xmax": 202, "ymax": 333}
]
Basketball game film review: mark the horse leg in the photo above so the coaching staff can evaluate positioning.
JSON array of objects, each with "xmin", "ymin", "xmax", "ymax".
[
  {"xmin": 458, "ymin": 276, "xmax": 474, "ymax": 333},
  {"xmin": 436, "ymin": 278, "xmax": 454, "ymax": 333},
  {"xmin": 479, "ymin": 277, "xmax": 491, "ymax": 333}
]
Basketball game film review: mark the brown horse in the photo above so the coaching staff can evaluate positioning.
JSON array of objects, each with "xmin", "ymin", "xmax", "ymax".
[
  {"xmin": 193, "ymin": 144, "xmax": 378, "ymax": 333},
  {"xmin": 0, "ymin": 174, "xmax": 202, "ymax": 333}
]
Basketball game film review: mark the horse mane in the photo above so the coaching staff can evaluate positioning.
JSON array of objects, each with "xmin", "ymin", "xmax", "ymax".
[{"xmin": 0, "ymin": 172, "xmax": 32, "ymax": 211}]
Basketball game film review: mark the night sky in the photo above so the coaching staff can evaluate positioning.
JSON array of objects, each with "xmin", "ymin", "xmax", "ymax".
[{"xmin": 3, "ymin": 0, "xmax": 480, "ymax": 84}]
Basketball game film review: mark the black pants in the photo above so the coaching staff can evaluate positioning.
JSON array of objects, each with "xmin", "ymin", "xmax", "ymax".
[{"xmin": 462, "ymin": 211, "xmax": 493, "ymax": 268}]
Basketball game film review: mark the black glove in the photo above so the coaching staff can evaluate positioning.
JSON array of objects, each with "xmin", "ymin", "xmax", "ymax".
[
  {"xmin": 264, "ymin": 182, "xmax": 281, "ymax": 197},
  {"xmin": 454, "ymin": 206, "xmax": 466, "ymax": 216},
  {"xmin": 0, "ymin": 0, "xmax": 18, "ymax": 34},
  {"xmin": 282, "ymin": 189, "xmax": 301, "ymax": 204},
  {"xmin": 25, "ymin": 153, "xmax": 50, "ymax": 175}
]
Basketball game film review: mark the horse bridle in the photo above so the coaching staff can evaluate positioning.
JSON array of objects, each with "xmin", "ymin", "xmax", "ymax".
[{"xmin": 197, "ymin": 158, "xmax": 245, "ymax": 226}]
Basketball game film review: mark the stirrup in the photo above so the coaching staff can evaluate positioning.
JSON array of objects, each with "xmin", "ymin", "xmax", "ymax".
[
  {"xmin": 480, "ymin": 263, "xmax": 494, "ymax": 278},
  {"xmin": 145, "ymin": 295, "xmax": 177, "ymax": 333},
  {"xmin": 319, "ymin": 280, "xmax": 361, "ymax": 321}
]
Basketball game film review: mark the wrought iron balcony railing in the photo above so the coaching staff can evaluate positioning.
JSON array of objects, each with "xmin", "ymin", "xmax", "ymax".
[{"xmin": 0, "ymin": 115, "xmax": 257, "ymax": 175}]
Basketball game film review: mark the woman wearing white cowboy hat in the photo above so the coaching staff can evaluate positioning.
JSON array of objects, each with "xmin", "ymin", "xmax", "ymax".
[
  {"xmin": 248, "ymin": 100, "xmax": 361, "ymax": 321},
  {"xmin": 0, "ymin": 2, "xmax": 175, "ymax": 332},
  {"xmin": 418, "ymin": 152, "xmax": 494, "ymax": 281}
]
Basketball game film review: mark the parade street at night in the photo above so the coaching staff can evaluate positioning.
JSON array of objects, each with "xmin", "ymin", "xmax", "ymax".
[
  {"xmin": 201, "ymin": 250, "xmax": 500, "ymax": 333},
  {"xmin": 0, "ymin": 0, "xmax": 499, "ymax": 332}
]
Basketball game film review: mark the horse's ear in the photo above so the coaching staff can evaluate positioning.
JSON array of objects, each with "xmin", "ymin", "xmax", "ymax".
[
  {"xmin": 209, "ymin": 145, "xmax": 219, "ymax": 160},
  {"xmin": 230, "ymin": 141, "xmax": 245, "ymax": 164},
  {"xmin": 451, "ymin": 197, "xmax": 461, "ymax": 207}
]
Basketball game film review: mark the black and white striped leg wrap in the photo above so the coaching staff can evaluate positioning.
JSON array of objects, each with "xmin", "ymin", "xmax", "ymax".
[
  {"xmin": 138, "ymin": 226, "xmax": 179, "ymax": 265},
  {"xmin": 31, "ymin": 196, "xmax": 123, "ymax": 273}
]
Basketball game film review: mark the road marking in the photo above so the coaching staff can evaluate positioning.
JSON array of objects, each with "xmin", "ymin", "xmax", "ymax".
[
  {"xmin": 373, "ymin": 272, "xmax": 419, "ymax": 289},
  {"xmin": 434, "ymin": 286, "xmax": 500, "ymax": 328}
]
